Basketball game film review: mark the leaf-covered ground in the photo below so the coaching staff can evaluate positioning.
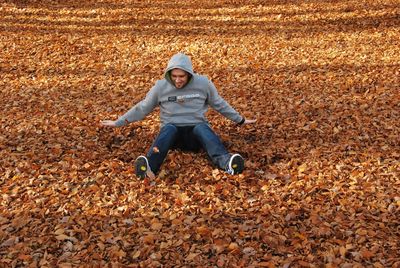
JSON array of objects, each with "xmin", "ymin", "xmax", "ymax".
[{"xmin": 0, "ymin": 0, "xmax": 399, "ymax": 267}]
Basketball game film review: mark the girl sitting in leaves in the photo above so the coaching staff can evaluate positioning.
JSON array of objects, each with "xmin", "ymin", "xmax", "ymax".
[{"xmin": 101, "ymin": 53, "xmax": 256, "ymax": 179}]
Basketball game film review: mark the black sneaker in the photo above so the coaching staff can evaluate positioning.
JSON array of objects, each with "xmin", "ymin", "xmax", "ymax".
[
  {"xmin": 135, "ymin": 156, "xmax": 150, "ymax": 179},
  {"xmin": 226, "ymin": 154, "xmax": 244, "ymax": 175}
]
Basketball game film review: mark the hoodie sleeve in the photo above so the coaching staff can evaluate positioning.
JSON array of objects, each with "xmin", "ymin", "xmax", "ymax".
[
  {"xmin": 206, "ymin": 80, "xmax": 243, "ymax": 124},
  {"xmin": 114, "ymin": 84, "xmax": 159, "ymax": 127}
]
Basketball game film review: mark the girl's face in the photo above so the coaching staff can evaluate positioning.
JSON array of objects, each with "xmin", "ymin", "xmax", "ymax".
[{"xmin": 171, "ymin": 68, "xmax": 189, "ymax": 89}]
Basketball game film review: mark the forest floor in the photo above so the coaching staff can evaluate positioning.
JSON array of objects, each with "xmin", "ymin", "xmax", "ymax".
[{"xmin": 0, "ymin": 0, "xmax": 399, "ymax": 267}]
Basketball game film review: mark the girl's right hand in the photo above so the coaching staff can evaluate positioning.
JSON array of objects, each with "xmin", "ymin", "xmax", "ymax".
[{"xmin": 100, "ymin": 120, "xmax": 118, "ymax": 127}]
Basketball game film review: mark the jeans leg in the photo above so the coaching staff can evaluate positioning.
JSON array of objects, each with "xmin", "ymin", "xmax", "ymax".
[
  {"xmin": 192, "ymin": 123, "xmax": 231, "ymax": 170},
  {"xmin": 146, "ymin": 124, "xmax": 178, "ymax": 174}
]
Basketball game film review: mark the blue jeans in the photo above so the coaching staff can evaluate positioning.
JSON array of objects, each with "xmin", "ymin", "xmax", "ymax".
[{"xmin": 146, "ymin": 123, "xmax": 231, "ymax": 174}]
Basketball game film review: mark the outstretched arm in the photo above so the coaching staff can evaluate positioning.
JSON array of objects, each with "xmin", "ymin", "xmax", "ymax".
[
  {"xmin": 207, "ymin": 80, "xmax": 257, "ymax": 125},
  {"xmin": 207, "ymin": 81, "xmax": 243, "ymax": 123},
  {"xmin": 100, "ymin": 84, "xmax": 159, "ymax": 128}
]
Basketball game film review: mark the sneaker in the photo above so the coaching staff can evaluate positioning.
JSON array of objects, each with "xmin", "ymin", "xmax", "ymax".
[
  {"xmin": 135, "ymin": 156, "xmax": 154, "ymax": 180},
  {"xmin": 226, "ymin": 154, "xmax": 245, "ymax": 175}
]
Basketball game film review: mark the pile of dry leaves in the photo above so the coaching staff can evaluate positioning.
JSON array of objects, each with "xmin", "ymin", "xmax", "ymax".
[{"xmin": 0, "ymin": 0, "xmax": 399, "ymax": 267}]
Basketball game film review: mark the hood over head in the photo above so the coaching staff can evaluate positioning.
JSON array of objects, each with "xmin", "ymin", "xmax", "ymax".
[{"xmin": 164, "ymin": 53, "xmax": 194, "ymax": 85}]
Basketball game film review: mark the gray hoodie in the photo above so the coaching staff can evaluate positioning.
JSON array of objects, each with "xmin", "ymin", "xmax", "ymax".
[{"xmin": 115, "ymin": 53, "xmax": 243, "ymax": 127}]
